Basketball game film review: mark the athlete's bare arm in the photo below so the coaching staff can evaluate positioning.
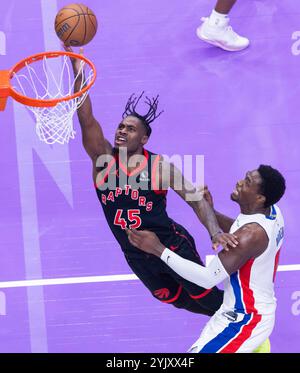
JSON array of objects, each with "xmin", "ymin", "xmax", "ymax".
[
  {"xmin": 156, "ymin": 160, "xmax": 238, "ymax": 249},
  {"xmin": 65, "ymin": 45, "xmax": 112, "ymax": 161},
  {"xmin": 202, "ymin": 186, "xmax": 234, "ymax": 233},
  {"xmin": 126, "ymin": 224, "xmax": 268, "ymax": 288},
  {"xmin": 218, "ymin": 223, "xmax": 269, "ymax": 274},
  {"xmin": 127, "ymin": 223, "xmax": 268, "ymax": 271}
]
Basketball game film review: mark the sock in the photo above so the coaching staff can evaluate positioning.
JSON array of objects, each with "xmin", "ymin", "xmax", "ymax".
[{"xmin": 208, "ymin": 9, "xmax": 229, "ymax": 27}]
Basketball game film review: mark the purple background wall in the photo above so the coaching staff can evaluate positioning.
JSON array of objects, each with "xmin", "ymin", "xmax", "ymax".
[{"xmin": 0, "ymin": 0, "xmax": 299, "ymax": 352}]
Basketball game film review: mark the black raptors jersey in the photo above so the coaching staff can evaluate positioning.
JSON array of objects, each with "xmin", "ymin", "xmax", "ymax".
[{"xmin": 95, "ymin": 149, "xmax": 195, "ymax": 258}]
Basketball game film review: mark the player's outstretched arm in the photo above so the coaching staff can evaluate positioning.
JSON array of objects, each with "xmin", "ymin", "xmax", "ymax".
[
  {"xmin": 127, "ymin": 229, "xmax": 228, "ymax": 289},
  {"xmin": 64, "ymin": 45, "xmax": 112, "ymax": 161},
  {"xmin": 202, "ymin": 186, "xmax": 235, "ymax": 233},
  {"xmin": 127, "ymin": 224, "xmax": 268, "ymax": 289}
]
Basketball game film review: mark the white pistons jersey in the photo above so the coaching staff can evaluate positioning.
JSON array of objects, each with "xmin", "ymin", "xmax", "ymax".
[
  {"xmin": 223, "ymin": 204, "xmax": 284, "ymax": 317},
  {"xmin": 189, "ymin": 205, "xmax": 284, "ymax": 353}
]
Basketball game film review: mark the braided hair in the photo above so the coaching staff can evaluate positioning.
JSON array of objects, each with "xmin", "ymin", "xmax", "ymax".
[{"xmin": 122, "ymin": 92, "xmax": 164, "ymax": 136}]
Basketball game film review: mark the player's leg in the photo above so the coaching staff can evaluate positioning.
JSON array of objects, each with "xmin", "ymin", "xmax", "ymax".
[
  {"xmin": 165, "ymin": 225, "xmax": 224, "ymax": 315},
  {"xmin": 237, "ymin": 315, "xmax": 274, "ymax": 353},
  {"xmin": 188, "ymin": 311, "xmax": 230, "ymax": 353},
  {"xmin": 196, "ymin": 0, "xmax": 249, "ymax": 52},
  {"xmin": 153, "ymin": 271, "xmax": 218, "ymax": 316},
  {"xmin": 215, "ymin": 0, "xmax": 237, "ymax": 14},
  {"xmin": 124, "ymin": 254, "xmax": 215, "ymax": 315},
  {"xmin": 124, "ymin": 254, "xmax": 183, "ymax": 305},
  {"xmin": 189, "ymin": 312, "xmax": 273, "ymax": 353}
]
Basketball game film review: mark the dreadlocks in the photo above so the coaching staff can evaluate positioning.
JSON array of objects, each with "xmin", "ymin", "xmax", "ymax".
[{"xmin": 122, "ymin": 92, "xmax": 164, "ymax": 137}]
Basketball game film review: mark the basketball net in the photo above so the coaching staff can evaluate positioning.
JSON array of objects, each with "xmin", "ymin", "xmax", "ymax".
[{"xmin": 11, "ymin": 53, "xmax": 94, "ymax": 144}]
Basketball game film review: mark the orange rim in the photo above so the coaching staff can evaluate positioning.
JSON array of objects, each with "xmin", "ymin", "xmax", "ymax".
[{"xmin": 0, "ymin": 51, "xmax": 96, "ymax": 108}]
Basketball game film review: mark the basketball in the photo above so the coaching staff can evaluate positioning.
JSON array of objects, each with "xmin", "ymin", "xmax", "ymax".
[{"xmin": 54, "ymin": 3, "xmax": 98, "ymax": 46}]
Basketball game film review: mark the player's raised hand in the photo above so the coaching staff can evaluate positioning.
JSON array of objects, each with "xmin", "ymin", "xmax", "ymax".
[
  {"xmin": 62, "ymin": 43, "xmax": 84, "ymax": 74},
  {"xmin": 126, "ymin": 229, "xmax": 165, "ymax": 257}
]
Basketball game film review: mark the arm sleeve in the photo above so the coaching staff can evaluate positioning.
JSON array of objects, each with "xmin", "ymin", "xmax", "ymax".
[{"xmin": 161, "ymin": 248, "xmax": 229, "ymax": 289}]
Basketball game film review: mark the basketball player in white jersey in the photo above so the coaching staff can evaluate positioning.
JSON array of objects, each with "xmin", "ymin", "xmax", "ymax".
[{"xmin": 127, "ymin": 165, "xmax": 286, "ymax": 352}]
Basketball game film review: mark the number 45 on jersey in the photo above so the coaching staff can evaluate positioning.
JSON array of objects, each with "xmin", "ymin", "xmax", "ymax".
[{"xmin": 114, "ymin": 209, "xmax": 142, "ymax": 230}]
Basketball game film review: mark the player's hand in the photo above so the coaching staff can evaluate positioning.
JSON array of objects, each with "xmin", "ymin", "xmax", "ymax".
[
  {"xmin": 126, "ymin": 229, "xmax": 165, "ymax": 257},
  {"xmin": 211, "ymin": 232, "xmax": 238, "ymax": 251},
  {"xmin": 62, "ymin": 43, "xmax": 84, "ymax": 74}
]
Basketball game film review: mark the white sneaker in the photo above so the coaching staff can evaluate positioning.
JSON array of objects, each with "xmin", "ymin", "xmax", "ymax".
[{"xmin": 196, "ymin": 17, "xmax": 250, "ymax": 52}]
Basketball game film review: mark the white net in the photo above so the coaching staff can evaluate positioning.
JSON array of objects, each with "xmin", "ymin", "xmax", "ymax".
[{"xmin": 11, "ymin": 54, "xmax": 94, "ymax": 144}]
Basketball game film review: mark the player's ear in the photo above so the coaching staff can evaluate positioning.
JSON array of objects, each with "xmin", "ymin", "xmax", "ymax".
[
  {"xmin": 141, "ymin": 135, "xmax": 149, "ymax": 145},
  {"xmin": 257, "ymin": 194, "xmax": 266, "ymax": 207}
]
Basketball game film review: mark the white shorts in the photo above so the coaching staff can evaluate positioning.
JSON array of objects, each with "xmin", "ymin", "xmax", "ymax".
[{"xmin": 188, "ymin": 310, "xmax": 275, "ymax": 353}]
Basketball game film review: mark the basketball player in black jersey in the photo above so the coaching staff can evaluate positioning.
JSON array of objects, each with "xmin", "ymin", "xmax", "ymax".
[{"xmin": 65, "ymin": 45, "xmax": 238, "ymax": 316}]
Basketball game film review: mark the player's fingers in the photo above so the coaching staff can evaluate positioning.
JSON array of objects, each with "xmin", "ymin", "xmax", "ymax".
[
  {"xmin": 131, "ymin": 229, "xmax": 148, "ymax": 237},
  {"xmin": 62, "ymin": 43, "xmax": 71, "ymax": 52},
  {"xmin": 79, "ymin": 47, "xmax": 84, "ymax": 55},
  {"xmin": 212, "ymin": 242, "xmax": 219, "ymax": 251},
  {"xmin": 228, "ymin": 240, "xmax": 237, "ymax": 248},
  {"xmin": 133, "ymin": 239, "xmax": 142, "ymax": 248},
  {"xmin": 127, "ymin": 230, "xmax": 141, "ymax": 242},
  {"xmin": 231, "ymin": 238, "xmax": 239, "ymax": 246},
  {"xmin": 226, "ymin": 234, "xmax": 238, "ymax": 246},
  {"xmin": 129, "ymin": 228, "xmax": 141, "ymax": 237},
  {"xmin": 223, "ymin": 236, "xmax": 237, "ymax": 247},
  {"xmin": 127, "ymin": 235, "xmax": 138, "ymax": 246},
  {"xmin": 127, "ymin": 230, "xmax": 138, "ymax": 244},
  {"xmin": 222, "ymin": 242, "xmax": 229, "ymax": 251}
]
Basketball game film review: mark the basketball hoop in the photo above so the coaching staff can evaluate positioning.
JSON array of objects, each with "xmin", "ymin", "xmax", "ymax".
[{"xmin": 0, "ymin": 51, "xmax": 96, "ymax": 144}]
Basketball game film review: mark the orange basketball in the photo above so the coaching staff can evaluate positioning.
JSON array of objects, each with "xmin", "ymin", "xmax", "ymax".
[{"xmin": 55, "ymin": 3, "xmax": 98, "ymax": 46}]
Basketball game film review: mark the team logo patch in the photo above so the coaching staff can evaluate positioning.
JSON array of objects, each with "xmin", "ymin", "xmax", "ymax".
[
  {"xmin": 140, "ymin": 171, "xmax": 150, "ymax": 182},
  {"xmin": 154, "ymin": 288, "xmax": 170, "ymax": 299}
]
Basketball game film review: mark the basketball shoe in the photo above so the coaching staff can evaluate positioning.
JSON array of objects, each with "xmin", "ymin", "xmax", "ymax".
[{"xmin": 196, "ymin": 16, "xmax": 249, "ymax": 52}]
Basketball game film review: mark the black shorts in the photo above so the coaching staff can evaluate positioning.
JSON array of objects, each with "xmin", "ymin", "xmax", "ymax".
[{"xmin": 124, "ymin": 224, "xmax": 223, "ymax": 315}]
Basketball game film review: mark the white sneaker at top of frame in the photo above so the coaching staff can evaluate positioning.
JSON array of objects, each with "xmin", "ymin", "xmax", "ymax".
[{"xmin": 196, "ymin": 17, "xmax": 250, "ymax": 52}]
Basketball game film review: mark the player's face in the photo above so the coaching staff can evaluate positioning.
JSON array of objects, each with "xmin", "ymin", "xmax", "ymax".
[
  {"xmin": 114, "ymin": 116, "xmax": 148, "ymax": 152},
  {"xmin": 231, "ymin": 170, "xmax": 263, "ymax": 206}
]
